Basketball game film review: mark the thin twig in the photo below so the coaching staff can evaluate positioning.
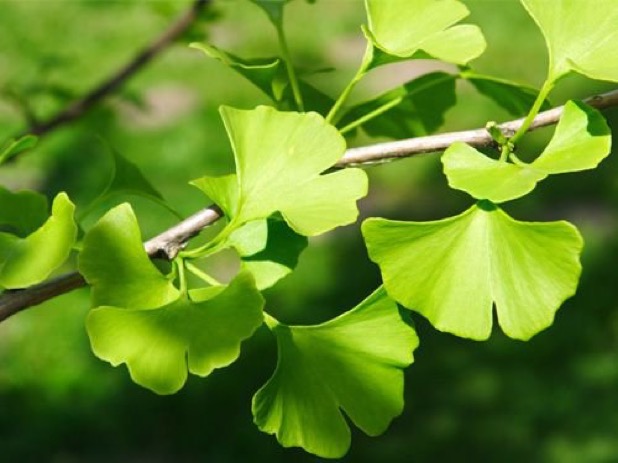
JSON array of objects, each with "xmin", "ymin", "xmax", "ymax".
[
  {"xmin": 25, "ymin": 0, "xmax": 210, "ymax": 137},
  {"xmin": 1, "ymin": 88, "xmax": 617, "ymax": 323}
]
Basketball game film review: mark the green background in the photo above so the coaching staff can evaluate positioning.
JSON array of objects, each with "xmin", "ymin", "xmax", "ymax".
[{"xmin": 1, "ymin": 0, "xmax": 617, "ymax": 461}]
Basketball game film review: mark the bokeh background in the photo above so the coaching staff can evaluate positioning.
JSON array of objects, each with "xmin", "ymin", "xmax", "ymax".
[{"xmin": 1, "ymin": 0, "xmax": 617, "ymax": 461}]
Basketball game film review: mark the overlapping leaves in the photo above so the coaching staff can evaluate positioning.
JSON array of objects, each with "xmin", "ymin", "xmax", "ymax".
[
  {"xmin": 442, "ymin": 101, "xmax": 611, "ymax": 202},
  {"xmin": 253, "ymin": 288, "xmax": 418, "ymax": 458},
  {"xmin": 363, "ymin": 202, "xmax": 583, "ymax": 341},
  {"xmin": 192, "ymin": 106, "xmax": 367, "ymax": 237}
]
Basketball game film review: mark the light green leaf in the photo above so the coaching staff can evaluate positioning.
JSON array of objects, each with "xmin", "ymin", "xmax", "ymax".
[
  {"xmin": 253, "ymin": 288, "xmax": 418, "ymax": 458},
  {"xmin": 0, "ymin": 135, "xmax": 38, "ymax": 165},
  {"xmin": 241, "ymin": 217, "xmax": 308, "ymax": 289},
  {"xmin": 193, "ymin": 106, "xmax": 368, "ymax": 236},
  {"xmin": 365, "ymin": 0, "xmax": 485, "ymax": 65},
  {"xmin": 0, "ymin": 192, "xmax": 76, "ymax": 289},
  {"xmin": 442, "ymin": 142, "xmax": 547, "ymax": 203},
  {"xmin": 338, "ymin": 72, "xmax": 456, "ymax": 138},
  {"xmin": 0, "ymin": 186, "xmax": 48, "ymax": 237},
  {"xmin": 461, "ymin": 69, "xmax": 551, "ymax": 117},
  {"xmin": 532, "ymin": 100, "xmax": 612, "ymax": 173},
  {"xmin": 363, "ymin": 203, "xmax": 583, "ymax": 340},
  {"xmin": 190, "ymin": 174, "xmax": 239, "ymax": 217},
  {"xmin": 87, "ymin": 272, "xmax": 264, "ymax": 395},
  {"xmin": 78, "ymin": 203, "xmax": 179, "ymax": 309},
  {"xmin": 521, "ymin": 0, "xmax": 618, "ymax": 82},
  {"xmin": 442, "ymin": 101, "xmax": 611, "ymax": 202}
]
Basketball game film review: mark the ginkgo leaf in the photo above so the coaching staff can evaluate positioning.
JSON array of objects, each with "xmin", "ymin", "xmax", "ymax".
[
  {"xmin": 442, "ymin": 101, "xmax": 611, "ymax": 202},
  {"xmin": 364, "ymin": 0, "xmax": 485, "ymax": 65},
  {"xmin": 253, "ymin": 288, "xmax": 418, "ymax": 458},
  {"xmin": 78, "ymin": 203, "xmax": 179, "ymax": 309},
  {"xmin": 0, "ymin": 186, "xmax": 48, "ymax": 237},
  {"xmin": 363, "ymin": 202, "xmax": 583, "ymax": 341},
  {"xmin": 193, "ymin": 106, "xmax": 368, "ymax": 236},
  {"xmin": 338, "ymin": 72, "xmax": 457, "ymax": 138},
  {"xmin": 250, "ymin": 0, "xmax": 289, "ymax": 26},
  {"xmin": 240, "ymin": 217, "xmax": 308, "ymax": 290},
  {"xmin": 0, "ymin": 192, "xmax": 76, "ymax": 289},
  {"xmin": 190, "ymin": 43, "xmax": 287, "ymax": 101},
  {"xmin": 87, "ymin": 272, "xmax": 264, "ymax": 395},
  {"xmin": 0, "ymin": 135, "xmax": 38, "ymax": 165},
  {"xmin": 461, "ymin": 69, "xmax": 551, "ymax": 117},
  {"xmin": 521, "ymin": 0, "xmax": 618, "ymax": 82}
]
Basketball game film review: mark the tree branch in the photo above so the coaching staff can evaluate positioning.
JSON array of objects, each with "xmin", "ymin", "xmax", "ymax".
[
  {"xmin": 25, "ymin": 0, "xmax": 211, "ymax": 137},
  {"xmin": 1, "ymin": 88, "xmax": 617, "ymax": 323}
]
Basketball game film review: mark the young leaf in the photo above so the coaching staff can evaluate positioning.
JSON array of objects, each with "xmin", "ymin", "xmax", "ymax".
[
  {"xmin": 338, "ymin": 72, "xmax": 456, "ymax": 138},
  {"xmin": 460, "ymin": 69, "xmax": 551, "ymax": 117},
  {"xmin": 364, "ymin": 0, "xmax": 485, "ymax": 65},
  {"xmin": 521, "ymin": 0, "xmax": 618, "ymax": 82},
  {"xmin": 253, "ymin": 288, "xmax": 418, "ymax": 458},
  {"xmin": 442, "ymin": 101, "xmax": 611, "ymax": 202},
  {"xmin": 193, "ymin": 106, "xmax": 368, "ymax": 236},
  {"xmin": 0, "ymin": 192, "xmax": 76, "ymax": 289},
  {"xmin": 0, "ymin": 135, "xmax": 38, "ymax": 165},
  {"xmin": 363, "ymin": 203, "xmax": 583, "ymax": 341},
  {"xmin": 0, "ymin": 186, "xmax": 48, "ymax": 236},
  {"xmin": 78, "ymin": 203, "xmax": 179, "ymax": 309},
  {"xmin": 87, "ymin": 272, "xmax": 264, "ymax": 395}
]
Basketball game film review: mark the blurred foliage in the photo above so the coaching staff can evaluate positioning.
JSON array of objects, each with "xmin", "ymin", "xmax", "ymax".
[{"xmin": 0, "ymin": 0, "xmax": 617, "ymax": 461}]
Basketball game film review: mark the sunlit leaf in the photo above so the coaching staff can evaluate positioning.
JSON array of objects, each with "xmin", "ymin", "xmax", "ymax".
[
  {"xmin": 364, "ymin": 0, "xmax": 485, "ymax": 65},
  {"xmin": 521, "ymin": 0, "xmax": 618, "ymax": 82},
  {"xmin": 253, "ymin": 288, "xmax": 418, "ymax": 458},
  {"xmin": 442, "ymin": 101, "xmax": 611, "ymax": 202},
  {"xmin": 0, "ymin": 186, "xmax": 48, "ymax": 236},
  {"xmin": 79, "ymin": 203, "xmax": 179, "ymax": 309},
  {"xmin": 0, "ymin": 192, "xmax": 76, "ymax": 289},
  {"xmin": 363, "ymin": 202, "xmax": 583, "ymax": 340},
  {"xmin": 193, "ymin": 106, "xmax": 367, "ymax": 236},
  {"xmin": 87, "ymin": 272, "xmax": 264, "ymax": 395}
]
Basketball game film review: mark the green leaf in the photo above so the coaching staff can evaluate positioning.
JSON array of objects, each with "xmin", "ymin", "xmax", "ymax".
[
  {"xmin": 241, "ymin": 217, "xmax": 308, "ymax": 289},
  {"xmin": 363, "ymin": 203, "xmax": 583, "ymax": 340},
  {"xmin": 0, "ymin": 192, "xmax": 77, "ymax": 289},
  {"xmin": 78, "ymin": 203, "xmax": 179, "ymax": 309},
  {"xmin": 190, "ymin": 43, "xmax": 287, "ymax": 101},
  {"xmin": 190, "ymin": 174, "xmax": 239, "ymax": 218},
  {"xmin": 442, "ymin": 142, "xmax": 547, "ymax": 203},
  {"xmin": 364, "ymin": 0, "xmax": 486, "ymax": 65},
  {"xmin": 338, "ymin": 72, "xmax": 456, "ymax": 138},
  {"xmin": 531, "ymin": 100, "xmax": 612, "ymax": 173},
  {"xmin": 521, "ymin": 0, "xmax": 618, "ymax": 82},
  {"xmin": 0, "ymin": 186, "xmax": 48, "ymax": 236},
  {"xmin": 0, "ymin": 135, "xmax": 38, "ymax": 165},
  {"xmin": 442, "ymin": 101, "xmax": 611, "ymax": 202},
  {"xmin": 87, "ymin": 272, "xmax": 264, "ymax": 395},
  {"xmin": 253, "ymin": 288, "xmax": 418, "ymax": 458},
  {"xmin": 250, "ymin": 0, "xmax": 289, "ymax": 26},
  {"xmin": 193, "ymin": 106, "xmax": 368, "ymax": 236},
  {"xmin": 461, "ymin": 69, "xmax": 551, "ymax": 117},
  {"xmin": 105, "ymin": 149, "xmax": 165, "ymax": 203}
]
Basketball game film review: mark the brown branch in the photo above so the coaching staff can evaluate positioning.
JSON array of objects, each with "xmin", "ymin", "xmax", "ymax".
[
  {"xmin": 25, "ymin": 0, "xmax": 210, "ymax": 137},
  {"xmin": 1, "ymin": 88, "xmax": 617, "ymax": 323}
]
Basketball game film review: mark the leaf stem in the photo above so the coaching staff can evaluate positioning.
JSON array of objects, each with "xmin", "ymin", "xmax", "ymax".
[
  {"xmin": 176, "ymin": 257, "xmax": 188, "ymax": 296},
  {"xmin": 339, "ymin": 96, "xmax": 403, "ymax": 134},
  {"xmin": 509, "ymin": 79, "xmax": 554, "ymax": 144},
  {"xmin": 275, "ymin": 23, "xmax": 304, "ymax": 111},
  {"xmin": 326, "ymin": 43, "xmax": 372, "ymax": 124},
  {"xmin": 185, "ymin": 262, "xmax": 222, "ymax": 286}
]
